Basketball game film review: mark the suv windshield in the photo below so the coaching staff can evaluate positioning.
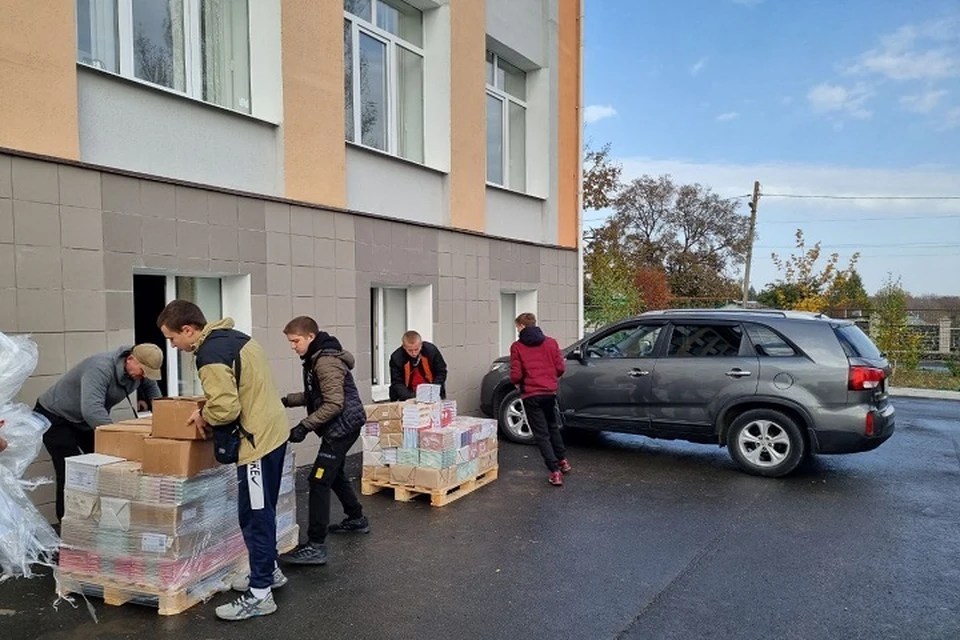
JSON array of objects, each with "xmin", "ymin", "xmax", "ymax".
[{"xmin": 834, "ymin": 323, "xmax": 883, "ymax": 359}]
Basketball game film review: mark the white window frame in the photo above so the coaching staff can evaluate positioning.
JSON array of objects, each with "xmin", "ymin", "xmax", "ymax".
[
  {"xmin": 370, "ymin": 283, "xmax": 433, "ymax": 402},
  {"xmin": 499, "ymin": 289, "xmax": 538, "ymax": 356},
  {"xmin": 77, "ymin": 0, "xmax": 253, "ymax": 114},
  {"xmin": 161, "ymin": 274, "xmax": 252, "ymax": 397},
  {"xmin": 344, "ymin": 0, "xmax": 425, "ymax": 160},
  {"xmin": 486, "ymin": 51, "xmax": 527, "ymax": 191}
]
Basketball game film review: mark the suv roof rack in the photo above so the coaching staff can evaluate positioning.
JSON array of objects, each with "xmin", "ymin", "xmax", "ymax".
[{"xmin": 641, "ymin": 309, "xmax": 833, "ymax": 320}]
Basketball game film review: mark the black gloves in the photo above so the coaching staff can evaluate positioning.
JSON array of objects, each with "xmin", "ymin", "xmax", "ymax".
[
  {"xmin": 281, "ymin": 396, "xmax": 290, "ymax": 408},
  {"xmin": 289, "ymin": 422, "xmax": 310, "ymax": 443}
]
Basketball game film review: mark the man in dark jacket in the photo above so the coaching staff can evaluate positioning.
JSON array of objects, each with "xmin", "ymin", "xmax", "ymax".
[
  {"xmin": 388, "ymin": 331, "xmax": 448, "ymax": 401},
  {"xmin": 279, "ymin": 316, "xmax": 368, "ymax": 567},
  {"xmin": 509, "ymin": 313, "xmax": 570, "ymax": 486},
  {"xmin": 35, "ymin": 344, "xmax": 163, "ymax": 521}
]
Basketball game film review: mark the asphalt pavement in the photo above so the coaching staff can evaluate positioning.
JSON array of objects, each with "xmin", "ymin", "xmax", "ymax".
[{"xmin": 1, "ymin": 397, "xmax": 958, "ymax": 640}]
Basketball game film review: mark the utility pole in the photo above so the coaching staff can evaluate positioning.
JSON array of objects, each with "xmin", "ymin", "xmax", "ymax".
[{"xmin": 741, "ymin": 180, "xmax": 761, "ymax": 308}]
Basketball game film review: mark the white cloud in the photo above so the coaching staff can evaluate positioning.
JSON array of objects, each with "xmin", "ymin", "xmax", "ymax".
[
  {"xmin": 848, "ymin": 18, "xmax": 960, "ymax": 81},
  {"xmin": 807, "ymin": 83, "xmax": 873, "ymax": 119},
  {"xmin": 690, "ymin": 57, "xmax": 708, "ymax": 76},
  {"xmin": 591, "ymin": 157, "xmax": 960, "ymax": 295},
  {"xmin": 716, "ymin": 111, "xmax": 739, "ymax": 122},
  {"xmin": 900, "ymin": 89, "xmax": 948, "ymax": 113},
  {"xmin": 584, "ymin": 104, "xmax": 618, "ymax": 124}
]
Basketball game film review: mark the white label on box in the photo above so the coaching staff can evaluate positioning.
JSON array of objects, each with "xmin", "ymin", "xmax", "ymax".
[
  {"xmin": 141, "ymin": 532, "xmax": 171, "ymax": 554},
  {"xmin": 181, "ymin": 507, "xmax": 198, "ymax": 522},
  {"xmin": 65, "ymin": 467, "xmax": 98, "ymax": 492}
]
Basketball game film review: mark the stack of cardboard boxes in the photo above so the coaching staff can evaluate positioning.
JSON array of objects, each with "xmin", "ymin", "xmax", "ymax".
[
  {"xmin": 56, "ymin": 398, "xmax": 298, "ymax": 613},
  {"xmin": 361, "ymin": 385, "xmax": 499, "ymax": 491}
]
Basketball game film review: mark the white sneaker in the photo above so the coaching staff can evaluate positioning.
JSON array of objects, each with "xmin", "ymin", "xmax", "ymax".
[
  {"xmin": 231, "ymin": 566, "xmax": 288, "ymax": 592},
  {"xmin": 215, "ymin": 590, "xmax": 277, "ymax": 621}
]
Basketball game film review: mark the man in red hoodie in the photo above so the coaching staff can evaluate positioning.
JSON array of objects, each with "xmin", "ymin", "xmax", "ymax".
[{"xmin": 509, "ymin": 313, "xmax": 571, "ymax": 486}]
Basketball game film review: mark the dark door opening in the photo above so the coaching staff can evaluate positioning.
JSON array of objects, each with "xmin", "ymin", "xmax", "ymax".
[{"xmin": 133, "ymin": 274, "xmax": 168, "ymax": 397}]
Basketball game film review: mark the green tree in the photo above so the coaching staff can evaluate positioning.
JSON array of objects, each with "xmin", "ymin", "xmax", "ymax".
[
  {"xmin": 873, "ymin": 276, "xmax": 924, "ymax": 371},
  {"xmin": 764, "ymin": 229, "xmax": 860, "ymax": 312},
  {"xmin": 582, "ymin": 141, "xmax": 622, "ymax": 211},
  {"xmin": 584, "ymin": 264, "xmax": 644, "ymax": 328}
]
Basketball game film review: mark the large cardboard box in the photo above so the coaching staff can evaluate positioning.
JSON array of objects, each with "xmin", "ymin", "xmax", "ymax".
[
  {"xmin": 98, "ymin": 461, "xmax": 142, "ymax": 499},
  {"xmin": 389, "ymin": 465, "xmax": 417, "ymax": 485},
  {"xmin": 478, "ymin": 450, "xmax": 498, "ymax": 472},
  {"xmin": 64, "ymin": 453, "xmax": 125, "ymax": 493},
  {"xmin": 379, "ymin": 432, "xmax": 402, "ymax": 448},
  {"xmin": 142, "ymin": 437, "xmax": 217, "ymax": 477},
  {"xmin": 414, "ymin": 466, "xmax": 455, "ymax": 490},
  {"xmin": 130, "ymin": 501, "xmax": 204, "ymax": 534},
  {"xmin": 95, "ymin": 423, "xmax": 152, "ymax": 461},
  {"xmin": 151, "ymin": 397, "xmax": 206, "ymax": 440},
  {"xmin": 363, "ymin": 465, "xmax": 391, "ymax": 483},
  {"xmin": 364, "ymin": 401, "xmax": 413, "ymax": 422}
]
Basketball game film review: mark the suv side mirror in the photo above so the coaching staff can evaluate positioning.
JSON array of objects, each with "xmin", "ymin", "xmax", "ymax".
[{"xmin": 567, "ymin": 348, "xmax": 584, "ymax": 361}]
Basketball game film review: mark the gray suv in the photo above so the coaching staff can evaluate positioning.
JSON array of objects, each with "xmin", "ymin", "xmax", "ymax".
[{"xmin": 479, "ymin": 309, "xmax": 895, "ymax": 477}]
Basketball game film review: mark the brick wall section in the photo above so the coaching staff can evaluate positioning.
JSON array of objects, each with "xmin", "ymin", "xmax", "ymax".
[{"xmin": 0, "ymin": 151, "xmax": 579, "ymax": 521}]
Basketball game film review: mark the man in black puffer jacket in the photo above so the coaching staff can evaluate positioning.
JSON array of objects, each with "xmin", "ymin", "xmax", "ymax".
[{"xmin": 278, "ymin": 316, "xmax": 368, "ymax": 567}]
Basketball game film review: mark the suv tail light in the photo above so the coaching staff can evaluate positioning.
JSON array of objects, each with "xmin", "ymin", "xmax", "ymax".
[{"xmin": 849, "ymin": 366, "xmax": 885, "ymax": 391}]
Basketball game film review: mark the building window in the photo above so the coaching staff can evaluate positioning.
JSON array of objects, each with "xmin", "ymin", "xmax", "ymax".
[
  {"xmin": 344, "ymin": 0, "xmax": 425, "ymax": 163},
  {"xmin": 133, "ymin": 273, "xmax": 251, "ymax": 397},
  {"xmin": 486, "ymin": 51, "xmax": 527, "ymax": 191},
  {"xmin": 370, "ymin": 284, "xmax": 433, "ymax": 400},
  {"xmin": 75, "ymin": 0, "xmax": 252, "ymax": 114},
  {"xmin": 499, "ymin": 290, "xmax": 538, "ymax": 356}
]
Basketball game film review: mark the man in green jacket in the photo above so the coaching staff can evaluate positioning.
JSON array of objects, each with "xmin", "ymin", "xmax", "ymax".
[{"xmin": 158, "ymin": 300, "xmax": 289, "ymax": 621}]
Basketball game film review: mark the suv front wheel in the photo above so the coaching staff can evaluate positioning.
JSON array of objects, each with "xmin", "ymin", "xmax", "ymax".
[
  {"xmin": 727, "ymin": 409, "xmax": 806, "ymax": 477},
  {"xmin": 497, "ymin": 389, "xmax": 536, "ymax": 444}
]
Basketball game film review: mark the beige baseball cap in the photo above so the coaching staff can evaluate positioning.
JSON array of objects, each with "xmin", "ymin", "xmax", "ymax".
[{"xmin": 132, "ymin": 344, "xmax": 164, "ymax": 381}]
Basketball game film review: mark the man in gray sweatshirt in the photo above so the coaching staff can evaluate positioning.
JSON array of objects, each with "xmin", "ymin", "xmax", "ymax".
[{"xmin": 36, "ymin": 344, "xmax": 164, "ymax": 521}]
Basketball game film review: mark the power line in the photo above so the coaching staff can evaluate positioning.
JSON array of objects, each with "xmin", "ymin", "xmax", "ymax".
[
  {"xmin": 761, "ymin": 214, "xmax": 960, "ymax": 224},
  {"xmin": 756, "ymin": 242, "xmax": 960, "ymax": 249},
  {"xmin": 761, "ymin": 193, "xmax": 960, "ymax": 200}
]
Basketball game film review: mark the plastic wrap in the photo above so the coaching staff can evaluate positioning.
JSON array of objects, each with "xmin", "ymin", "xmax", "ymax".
[
  {"xmin": 56, "ymin": 451, "xmax": 299, "ymax": 614},
  {"xmin": 0, "ymin": 332, "xmax": 58, "ymax": 583}
]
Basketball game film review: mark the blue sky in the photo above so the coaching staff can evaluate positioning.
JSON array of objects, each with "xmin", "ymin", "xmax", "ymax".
[{"xmin": 582, "ymin": 0, "xmax": 960, "ymax": 296}]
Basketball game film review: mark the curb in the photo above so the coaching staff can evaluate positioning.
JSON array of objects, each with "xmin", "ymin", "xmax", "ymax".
[{"xmin": 890, "ymin": 387, "xmax": 960, "ymax": 402}]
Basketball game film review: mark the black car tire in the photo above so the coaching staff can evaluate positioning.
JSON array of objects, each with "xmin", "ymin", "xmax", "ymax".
[
  {"xmin": 497, "ymin": 389, "xmax": 536, "ymax": 445},
  {"xmin": 727, "ymin": 408, "xmax": 807, "ymax": 477}
]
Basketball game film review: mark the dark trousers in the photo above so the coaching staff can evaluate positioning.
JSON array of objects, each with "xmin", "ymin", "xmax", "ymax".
[
  {"xmin": 36, "ymin": 402, "xmax": 94, "ymax": 522},
  {"xmin": 522, "ymin": 395, "xmax": 567, "ymax": 473},
  {"xmin": 308, "ymin": 433, "xmax": 364, "ymax": 544},
  {"xmin": 238, "ymin": 442, "xmax": 287, "ymax": 590}
]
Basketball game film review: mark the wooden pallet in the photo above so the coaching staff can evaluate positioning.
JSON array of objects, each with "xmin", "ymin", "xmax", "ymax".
[
  {"xmin": 58, "ymin": 555, "xmax": 247, "ymax": 616},
  {"xmin": 361, "ymin": 466, "xmax": 498, "ymax": 507}
]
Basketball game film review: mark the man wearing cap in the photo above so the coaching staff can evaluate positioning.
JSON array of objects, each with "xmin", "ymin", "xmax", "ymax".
[{"xmin": 35, "ymin": 344, "xmax": 164, "ymax": 522}]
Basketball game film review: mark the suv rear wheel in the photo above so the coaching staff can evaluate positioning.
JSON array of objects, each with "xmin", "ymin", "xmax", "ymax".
[
  {"xmin": 497, "ymin": 389, "xmax": 536, "ymax": 444},
  {"xmin": 727, "ymin": 409, "xmax": 806, "ymax": 477}
]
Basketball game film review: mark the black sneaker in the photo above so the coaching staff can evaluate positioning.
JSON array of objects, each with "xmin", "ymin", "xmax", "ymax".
[
  {"xmin": 328, "ymin": 516, "xmax": 370, "ymax": 534},
  {"xmin": 279, "ymin": 542, "xmax": 328, "ymax": 566}
]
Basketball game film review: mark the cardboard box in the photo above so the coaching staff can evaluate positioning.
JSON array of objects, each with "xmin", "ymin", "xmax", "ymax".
[
  {"xmin": 363, "ymin": 449, "xmax": 384, "ymax": 466},
  {"xmin": 402, "ymin": 402, "xmax": 441, "ymax": 428},
  {"xmin": 151, "ymin": 397, "xmax": 206, "ymax": 440},
  {"xmin": 116, "ymin": 417, "xmax": 153, "ymax": 427},
  {"xmin": 456, "ymin": 445, "xmax": 474, "ymax": 464},
  {"xmin": 362, "ymin": 422, "xmax": 380, "ymax": 436},
  {"xmin": 364, "ymin": 401, "xmax": 413, "ymax": 422},
  {"xmin": 130, "ymin": 501, "xmax": 203, "ymax": 534},
  {"xmin": 363, "ymin": 466, "xmax": 391, "ymax": 483},
  {"xmin": 361, "ymin": 435, "xmax": 381, "ymax": 452},
  {"xmin": 397, "ymin": 448, "xmax": 420, "ymax": 466},
  {"xmin": 379, "ymin": 419, "xmax": 402, "ymax": 435},
  {"xmin": 64, "ymin": 453, "xmax": 125, "ymax": 493},
  {"xmin": 99, "ymin": 497, "xmax": 131, "ymax": 531},
  {"xmin": 478, "ymin": 450, "xmax": 498, "ymax": 472},
  {"xmin": 389, "ymin": 465, "xmax": 417, "ymax": 485},
  {"xmin": 383, "ymin": 448, "xmax": 398, "ymax": 465},
  {"xmin": 98, "ymin": 461, "xmax": 142, "ymax": 499},
  {"xmin": 95, "ymin": 423, "xmax": 152, "ymax": 462},
  {"xmin": 441, "ymin": 401, "xmax": 457, "ymax": 426},
  {"xmin": 415, "ymin": 384, "xmax": 442, "ymax": 403},
  {"xmin": 414, "ymin": 466, "xmax": 455, "ymax": 490},
  {"xmin": 64, "ymin": 490, "xmax": 100, "ymax": 520},
  {"xmin": 419, "ymin": 427, "xmax": 456, "ymax": 452},
  {"xmin": 141, "ymin": 437, "xmax": 217, "ymax": 478},
  {"xmin": 379, "ymin": 432, "xmax": 403, "ymax": 448}
]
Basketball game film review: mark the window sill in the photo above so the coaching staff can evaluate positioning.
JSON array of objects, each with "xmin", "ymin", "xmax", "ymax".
[
  {"xmin": 346, "ymin": 141, "xmax": 448, "ymax": 176},
  {"xmin": 77, "ymin": 63, "xmax": 280, "ymax": 127},
  {"xmin": 485, "ymin": 181, "xmax": 547, "ymax": 202}
]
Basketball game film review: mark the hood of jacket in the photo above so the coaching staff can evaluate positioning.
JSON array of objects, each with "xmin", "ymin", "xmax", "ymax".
[
  {"xmin": 193, "ymin": 317, "xmax": 235, "ymax": 350},
  {"xmin": 519, "ymin": 326, "xmax": 546, "ymax": 347},
  {"xmin": 113, "ymin": 345, "xmax": 135, "ymax": 385},
  {"xmin": 305, "ymin": 331, "xmax": 355, "ymax": 370}
]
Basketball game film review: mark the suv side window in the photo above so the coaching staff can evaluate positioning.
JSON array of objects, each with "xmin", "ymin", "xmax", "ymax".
[
  {"xmin": 587, "ymin": 324, "xmax": 663, "ymax": 359},
  {"xmin": 667, "ymin": 324, "xmax": 744, "ymax": 357},
  {"xmin": 744, "ymin": 324, "xmax": 798, "ymax": 357}
]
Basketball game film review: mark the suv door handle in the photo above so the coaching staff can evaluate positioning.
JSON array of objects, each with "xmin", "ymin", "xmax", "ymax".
[
  {"xmin": 627, "ymin": 369, "xmax": 650, "ymax": 377},
  {"xmin": 725, "ymin": 369, "xmax": 752, "ymax": 378}
]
